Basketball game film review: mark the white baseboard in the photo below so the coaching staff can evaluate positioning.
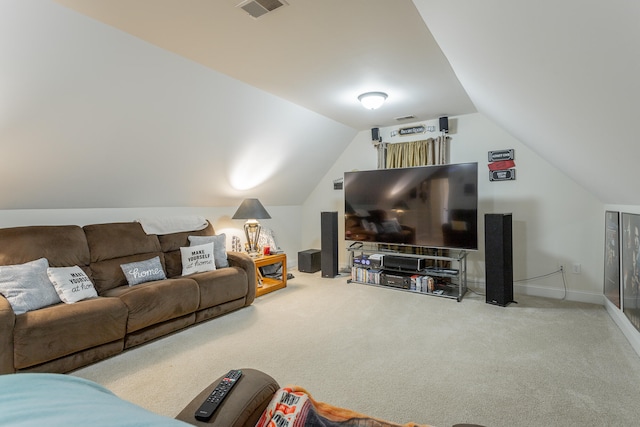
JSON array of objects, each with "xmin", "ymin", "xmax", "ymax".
[
  {"xmin": 513, "ymin": 283, "xmax": 604, "ymax": 305},
  {"xmin": 604, "ymin": 299, "xmax": 640, "ymax": 358},
  {"xmin": 469, "ymin": 282, "xmax": 604, "ymax": 305}
]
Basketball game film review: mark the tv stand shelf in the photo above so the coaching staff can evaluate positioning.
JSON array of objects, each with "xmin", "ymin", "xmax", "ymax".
[{"xmin": 346, "ymin": 246, "xmax": 468, "ymax": 302}]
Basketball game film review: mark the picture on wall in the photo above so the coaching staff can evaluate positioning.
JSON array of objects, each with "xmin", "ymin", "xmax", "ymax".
[
  {"xmin": 621, "ymin": 213, "xmax": 640, "ymax": 331},
  {"xmin": 604, "ymin": 211, "xmax": 620, "ymax": 308}
]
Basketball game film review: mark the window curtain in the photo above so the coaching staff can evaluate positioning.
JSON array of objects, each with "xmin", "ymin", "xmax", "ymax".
[{"xmin": 384, "ymin": 136, "xmax": 449, "ymax": 169}]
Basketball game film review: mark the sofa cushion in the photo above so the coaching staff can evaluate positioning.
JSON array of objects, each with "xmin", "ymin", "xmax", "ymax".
[
  {"xmin": 84, "ymin": 222, "xmax": 165, "ymax": 293},
  {"xmin": 0, "ymin": 225, "xmax": 90, "ymax": 268},
  {"xmin": 181, "ymin": 243, "xmax": 215, "ymax": 275},
  {"xmin": 189, "ymin": 234, "xmax": 229, "ymax": 268},
  {"xmin": 191, "ymin": 267, "xmax": 249, "ymax": 309},
  {"xmin": 47, "ymin": 266, "xmax": 98, "ymax": 303},
  {"xmin": 84, "ymin": 222, "xmax": 161, "ymax": 262},
  {"xmin": 13, "ymin": 297, "xmax": 128, "ymax": 370},
  {"xmin": 120, "ymin": 256, "xmax": 167, "ymax": 286},
  {"xmin": 101, "ymin": 278, "xmax": 199, "ymax": 333},
  {"xmin": 0, "ymin": 258, "xmax": 61, "ymax": 315}
]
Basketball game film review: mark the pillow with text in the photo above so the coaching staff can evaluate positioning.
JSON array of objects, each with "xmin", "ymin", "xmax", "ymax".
[{"xmin": 181, "ymin": 243, "xmax": 216, "ymax": 275}]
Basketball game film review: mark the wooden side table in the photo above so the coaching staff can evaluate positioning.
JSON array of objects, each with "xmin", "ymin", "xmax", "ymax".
[{"xmin": 253, "ymin": 253, "xmax": 287, "ymax": 297}]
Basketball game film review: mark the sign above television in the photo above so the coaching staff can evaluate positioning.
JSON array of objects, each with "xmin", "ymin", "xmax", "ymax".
[
  {"xmin": 399, "ymin": 125, "xmax": 426, "ymax": 135},
  {"xmin": 488, "ymin": 149, "xmax": 515, "ymax": 162}
]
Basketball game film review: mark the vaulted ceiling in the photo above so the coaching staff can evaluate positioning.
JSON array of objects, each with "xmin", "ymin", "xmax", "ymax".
[
  {"xmin": 2, "ymin": 0, "xmax": 639, "ymax": 209},
  {"xmin": 53, "ymin": 0, "xmax": 476, "ymax": 130}
]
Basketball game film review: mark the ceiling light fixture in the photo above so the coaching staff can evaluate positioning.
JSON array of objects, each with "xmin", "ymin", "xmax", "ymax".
[{"xmin": 358, "ymin": 92, "xmax": 388, "ymax": 110}]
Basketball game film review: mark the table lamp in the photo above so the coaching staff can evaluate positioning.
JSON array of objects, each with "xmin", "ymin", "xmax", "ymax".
[{"xmin": 232, "ymin": 198, "xmax": 271, "ymax": 257}]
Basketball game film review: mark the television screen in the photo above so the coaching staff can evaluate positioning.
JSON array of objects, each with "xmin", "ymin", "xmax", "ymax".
[{"xmin": 344, "ymin": 162, "xmax": 478, "ymax": 250}]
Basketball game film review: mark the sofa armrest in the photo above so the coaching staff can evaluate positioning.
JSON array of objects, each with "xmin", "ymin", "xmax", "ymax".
[
  {"xmin": 175, "ymin": 368, "xmax": 279, "ymax": 427},
  {"xmin": 226, "ymin": 252, "xmax": 256, "ymax": 306},
  {"xmin": 0, "ymin": 296, "xmax": 15, "ymax": 374}
]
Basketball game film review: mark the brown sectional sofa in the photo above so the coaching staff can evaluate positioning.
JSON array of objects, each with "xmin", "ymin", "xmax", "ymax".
[{"xmin": 0, "ymin": 221, "xmax": 255, "ymax": 374}]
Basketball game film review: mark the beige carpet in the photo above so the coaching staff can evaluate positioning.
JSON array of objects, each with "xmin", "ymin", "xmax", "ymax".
[{"xmin": 73, "ymin": 272, "xmax": 640, "ymax": 427}]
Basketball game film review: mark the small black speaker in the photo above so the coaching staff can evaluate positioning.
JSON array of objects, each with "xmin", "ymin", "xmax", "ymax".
[
  {"xmin": 485, "ymin": 213, "xmax": 514, "ymax": 306},
  {"xmin": 439, "ymin": 116, "xmax": 449, "ymax": 133},
  {"xmin": 321, "ymin": 211, "xmax": 339, "ymax": 278},
  {"xmin": 298, "ymin": 249, "xmax": 321, "ymax": 273},
  {"xmin": 371, "ymin": 127, "xmax": 380, "ymax": 142}
]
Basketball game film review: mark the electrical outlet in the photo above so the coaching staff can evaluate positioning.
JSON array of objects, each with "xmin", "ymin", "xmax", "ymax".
[{"xmin": 572, "ymin": 263, "xmax": 581, "ymax": 274}]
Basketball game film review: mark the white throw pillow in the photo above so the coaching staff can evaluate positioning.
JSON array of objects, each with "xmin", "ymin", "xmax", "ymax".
[
  {"xmin": 180, "ymin": 243, "xmax": 216, "ymax": 275},
  {"xmin": 120, "ymin": 256, "xmax": 167, "ymax": 286},
  {"xmin": 0, "ymin": 258, "xmax": 61, "ymax": 314},
  {"xmin": 188, "ymin": 234, "xmax": 229, "ymax": 268},
  {"xmin": 47, "ymin": 266, "xmax": 98, "ymax": 303}
]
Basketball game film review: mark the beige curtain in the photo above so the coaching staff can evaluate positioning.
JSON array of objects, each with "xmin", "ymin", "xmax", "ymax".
[{"xmin": 384, "ymin": 136, "xmax": 449, "ymax": 168}]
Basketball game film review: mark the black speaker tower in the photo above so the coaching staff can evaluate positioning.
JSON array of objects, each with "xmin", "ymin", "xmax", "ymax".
[
  {"xmin": 484, "ymin": 213, "xmax": 514, "ymax": 306},
  {"xmin": 321, "ymin": 211, "xmax": 339, "ymax": 278}
]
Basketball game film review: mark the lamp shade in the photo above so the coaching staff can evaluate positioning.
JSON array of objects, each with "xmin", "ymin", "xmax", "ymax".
[{"xmin": 232, "ymin": 198, "xmax": 271, "ymax": 220}]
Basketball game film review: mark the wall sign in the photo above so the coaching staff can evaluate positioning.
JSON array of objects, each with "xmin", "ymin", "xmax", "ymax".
[
  {"xmin": 399, "ymin": 125, "xmax": 426, "ymax": 136},
  {"xmin": 488, "ymin": 149, "xmax": 515, "ymax": 162},
  {"xmin": 490, "ymin": 169, "xmax": 516, "ymax": 181},
  {"xmin": 488, "ymin": 149, "xmax": 516, "ymax": 182}
]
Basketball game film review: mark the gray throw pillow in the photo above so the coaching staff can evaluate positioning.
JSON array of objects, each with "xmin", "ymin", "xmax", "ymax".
[
  {"xmin": 0, "ymin": 258, "xmax": 61, "ymax": 315},
  {"xmin": 188, "ymin": 234, "xmax": 229, "ymax": 268},
  {"xmin": 120, "ymin": 256, "xmax": 167, "ymax": 286}
]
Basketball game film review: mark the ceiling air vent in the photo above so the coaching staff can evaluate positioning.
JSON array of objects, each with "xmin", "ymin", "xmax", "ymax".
[
  {"xmin": 395, "ymin": 115, "xmax": 416, "ymax": 121},
  {"xmin": 237, "ymin": 0, "xmax": 288, "ymax": 19}
]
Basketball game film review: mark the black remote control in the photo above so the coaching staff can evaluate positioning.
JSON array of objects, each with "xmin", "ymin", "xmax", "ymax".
[{"xmin": 194, "ymin": 369, "xmax": 242, "ymax": 421}]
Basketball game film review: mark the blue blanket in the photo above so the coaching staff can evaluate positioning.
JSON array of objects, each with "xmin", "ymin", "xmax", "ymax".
[{"xmin": 0, "ymin": 373, "xmax": 189, "ymax": 427}]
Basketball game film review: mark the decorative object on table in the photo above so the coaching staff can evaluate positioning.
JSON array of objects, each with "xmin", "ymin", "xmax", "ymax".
[
  {"xmin": 257, "ymin": 227, "xmax": 279, "ymax": 253},
  {"xmin": 232, "ymin": 235, "xmax": 242, "ymax": 252},
  {"xmin": 232, "ymin": 198, "xmax": 271, "ymax": 257}
]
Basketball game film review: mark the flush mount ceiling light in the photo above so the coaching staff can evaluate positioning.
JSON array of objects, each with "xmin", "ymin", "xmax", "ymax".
[{"xmin": 358, "ymin": 92, "xmax": 388, "ymax": 110}]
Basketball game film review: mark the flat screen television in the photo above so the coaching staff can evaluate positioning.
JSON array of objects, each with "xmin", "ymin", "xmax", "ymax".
[{"xmin": 344, "ymin": 162, "xmax": 478, "ymax": 250}]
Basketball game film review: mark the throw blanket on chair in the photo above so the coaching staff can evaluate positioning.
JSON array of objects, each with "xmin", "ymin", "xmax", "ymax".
[{"xmin": 256, "ymin": 386, "xmax": 431, "ymax": 427}]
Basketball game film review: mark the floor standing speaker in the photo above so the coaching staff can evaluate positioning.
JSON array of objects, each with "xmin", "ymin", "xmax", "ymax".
[
  {"xmin": 321, "ymin": 211, "xmax": 339, "ymax": 278},
  {"xmin": 485, "ymin": 213, "xmax": 514, "ymax": 306}
]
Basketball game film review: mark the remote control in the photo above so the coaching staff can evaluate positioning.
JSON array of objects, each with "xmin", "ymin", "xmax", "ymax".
[{"xmin": 194, "ymin": 369, "xmax": 242, "ymax": 421}]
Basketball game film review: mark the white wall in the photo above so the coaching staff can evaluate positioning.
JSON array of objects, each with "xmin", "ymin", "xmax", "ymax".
[
  {"xmin": 0, "ymin": 0, "xmax": 356, "ymax": 210},
  {"xmin": 303, "ymin": 113, "xmax": 604, "ymax": 303},
  {"xmin": 300, "ymin": 130, "xmax": 378, "ymax": 268},
  {"xmin": 0, "ymin": 205, "xmax": 302, "ymax": 267}
]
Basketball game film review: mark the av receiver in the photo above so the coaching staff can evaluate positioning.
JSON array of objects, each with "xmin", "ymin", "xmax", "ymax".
[
  {"xmin": 383, "ymin": 255, "xmax": 425, "ymax": 272},
  {"xmin": 381, "ymin": 273, "xmax": 410, "ymax": 289}
]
